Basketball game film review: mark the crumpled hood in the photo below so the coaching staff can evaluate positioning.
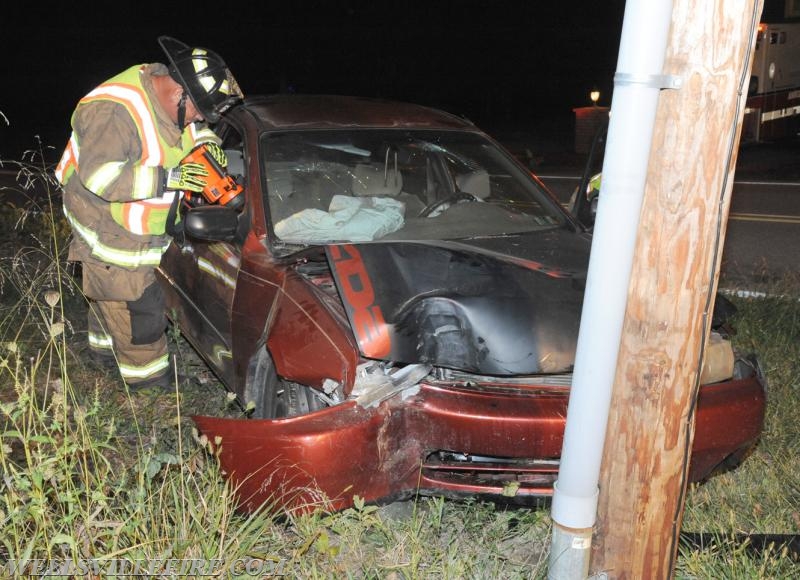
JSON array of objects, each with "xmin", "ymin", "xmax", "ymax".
[{"xmin": 325, "ymin": 229, "xmax": 589, "ymax": 375}]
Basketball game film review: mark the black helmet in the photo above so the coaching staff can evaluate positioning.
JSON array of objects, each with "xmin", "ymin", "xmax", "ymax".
[{"xmin": 158, "ymin": 36, "xmax": 243, "ymax": 123}]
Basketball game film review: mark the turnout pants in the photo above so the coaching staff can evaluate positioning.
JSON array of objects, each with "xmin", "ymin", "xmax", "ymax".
[{"xmin": 82, "ymin": 262, "xmax": 170, "ymax": 386}]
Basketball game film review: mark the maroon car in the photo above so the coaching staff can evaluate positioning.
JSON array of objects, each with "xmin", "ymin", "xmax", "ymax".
[{"xmin": 158, "ymin": 95, "xmax": 766, "ymax": 513}]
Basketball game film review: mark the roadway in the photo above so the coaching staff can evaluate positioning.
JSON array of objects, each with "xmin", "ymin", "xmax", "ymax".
[{"xmin": 538, "ymin": 173, "xmax": 800, "ymax": 286}]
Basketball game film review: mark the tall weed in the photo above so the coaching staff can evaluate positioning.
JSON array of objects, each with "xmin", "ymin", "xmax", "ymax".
[{"xmin": 0, "ymin": 154, "xmax": 281, "ymax": 574}]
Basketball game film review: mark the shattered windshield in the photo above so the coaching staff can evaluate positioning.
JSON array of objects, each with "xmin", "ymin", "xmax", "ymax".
[{"xmin": 262, "ymin": 129, "xmax": 566, "ymax": 247}]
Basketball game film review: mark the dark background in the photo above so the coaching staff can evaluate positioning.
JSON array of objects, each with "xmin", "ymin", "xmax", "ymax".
[{"xmin": 1, "ymin": 1, "xmax": 628, "ymax": 160}]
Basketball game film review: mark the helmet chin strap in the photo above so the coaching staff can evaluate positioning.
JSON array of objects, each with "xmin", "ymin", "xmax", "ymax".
[{"xmin": 176, "ymin": 91, "xmax": 188, "ymax": 131}]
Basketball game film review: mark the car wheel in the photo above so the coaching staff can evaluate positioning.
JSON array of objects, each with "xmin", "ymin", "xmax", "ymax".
[{"xmin": 245, "ymin": 347, "xmax": 327, "ymax": 419}]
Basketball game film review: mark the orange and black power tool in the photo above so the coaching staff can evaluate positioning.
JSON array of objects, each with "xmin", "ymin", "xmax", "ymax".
[{"xmin": 180, "ymin": 143, "xmax": 245, "ymax": 211}]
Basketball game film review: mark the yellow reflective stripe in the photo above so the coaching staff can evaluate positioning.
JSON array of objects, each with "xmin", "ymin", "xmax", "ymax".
[
  {"xmin": 586, "ymin": 173, "xmax": 602, "ymax": 194},
  {"xmin": 88, "ymin": 332, "xmax": 114, "ymax": 349},
  {"xmin": 192, "ymin": 47, "xmax": 208, "ymax": 66},
  {"xmin": 198, "ymin": 257, "xmax": 236, "ymax": 288},
  {"xmin": 211, "ymin": 345, "xmax": 232, "ymax": 365},
  {"xmin": 85, "ymin": 161, "xmax": 125, "ymax": 195},
  {"xmin": 132, "ymin": 165, "xmax": 159, "ymax": 200},
  {"xmin": 113, "ymin": 193, "xmax": 176, "ymax": 236},
  {"xmin": 190, "ymin": 50, "xmax": 225, "ymax": 95},
  {"xmin": 208, "ymin": 243, "xmax": 239, "ymax": 264},
  {"xmin": 83, "ymin": 83, "xmax": 163, "ymax": 166},
  {"xmin": 198, "ymin": 75, "xmax": 215, "ymax": 93},
  {"xmin": 64, "ymin": 207, "xmax": 171, "ymax": 267},
  {"xmin": 192, "ymin": 49, "xmax": 208, "ymax": 71},
  {"xmin": 127, "ymin": 196, "xmax": 172, "ymax": 235},
  {"xmin": 118, "ymin": 354, "xmax": 170, "ymax": 380}
]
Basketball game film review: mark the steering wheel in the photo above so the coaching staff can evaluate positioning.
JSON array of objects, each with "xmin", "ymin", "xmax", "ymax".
[{"xmin": 419, "ymin": 191, "xmax": 480, "ymax": 217}]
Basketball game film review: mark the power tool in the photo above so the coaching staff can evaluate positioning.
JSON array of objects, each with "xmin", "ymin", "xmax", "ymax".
[{"xmin": 180, "ymin": 143, "xmax": 245, "ymax": 210}]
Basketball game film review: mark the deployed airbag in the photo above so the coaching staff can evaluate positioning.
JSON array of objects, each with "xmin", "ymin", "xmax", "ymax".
[{"xmin": 275, "ymin": 195, "xmax": 405, "ymax": 242}]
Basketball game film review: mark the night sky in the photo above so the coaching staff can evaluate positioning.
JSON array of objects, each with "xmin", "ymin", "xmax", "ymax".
[{"xmin": 1, "ymin": 1, "xmax": 626, "ymax": 160}]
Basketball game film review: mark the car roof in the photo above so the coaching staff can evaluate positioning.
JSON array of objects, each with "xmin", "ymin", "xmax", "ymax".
[{"xmin": 239, "ymin": 94, "xmax": 480, "ymax": 132}]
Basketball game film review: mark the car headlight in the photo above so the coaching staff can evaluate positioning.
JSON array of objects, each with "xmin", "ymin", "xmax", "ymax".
[{"xmin": 699, "ymin": 332, "xmax": 735, "ymax": 384}]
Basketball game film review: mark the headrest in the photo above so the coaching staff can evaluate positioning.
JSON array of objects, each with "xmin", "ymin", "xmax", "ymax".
[{"xmin": 351, "ymin": 163, "xmax": 403, "ymax": 197}]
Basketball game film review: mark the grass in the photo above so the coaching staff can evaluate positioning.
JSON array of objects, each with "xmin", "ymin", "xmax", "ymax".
[
  {"xmin": 0, "ymin": 151, "xmax": 797, "ymax": 578},
  {"xmin": 677, "ymin": 278, "xmax": 800, "ymax": 578}
]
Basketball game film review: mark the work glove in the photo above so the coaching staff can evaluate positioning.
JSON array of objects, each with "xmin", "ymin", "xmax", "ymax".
[
  {"xmin": 204, "ymin": 142, "xmax": 227, "ymax": 167},
  {"xmin": 164, "ymin": 162, "xmax": 208, "ymax": 193}
]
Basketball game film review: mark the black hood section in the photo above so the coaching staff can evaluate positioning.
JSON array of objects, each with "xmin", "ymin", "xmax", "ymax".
[{"xmin": 326, "ymin": 230, "xmax": 589, "ymax": 375}]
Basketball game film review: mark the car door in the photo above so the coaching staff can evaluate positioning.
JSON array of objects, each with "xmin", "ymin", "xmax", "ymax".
[
  {"xmin": 159, "ymin": 230, "xmax": 241, "ymax": 387},
  {"xmin": 159, "ymin": 132, "xmax": 248, "ymax": 385}
]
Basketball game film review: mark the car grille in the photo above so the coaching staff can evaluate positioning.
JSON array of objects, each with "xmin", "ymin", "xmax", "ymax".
[{"xmin": 422, "ymin": 451, "xmax": 560, "ymax": 496}]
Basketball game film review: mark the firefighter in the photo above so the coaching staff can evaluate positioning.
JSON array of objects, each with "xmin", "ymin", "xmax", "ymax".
[
  {"xmin": 56, "ymin": 36, "xmax": 243, "ymax": 390},
  {"xmin": 569, "ymin": 172, "xmax": 602, "ymax": 227}
]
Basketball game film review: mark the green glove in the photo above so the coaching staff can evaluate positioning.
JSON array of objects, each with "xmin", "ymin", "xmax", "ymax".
[
  {"xmin": 204, "ymin": 142, "xmax": 227, "ymax": 167},
  {"xmin": 165, "ymin": 162, "xmax": 208, "ymax": 192}
]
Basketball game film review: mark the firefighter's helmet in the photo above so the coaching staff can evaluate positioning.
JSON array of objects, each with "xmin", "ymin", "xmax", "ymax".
[{"xmin": 158, "ymin": 36, "xmax": 243, "ymax": 123}]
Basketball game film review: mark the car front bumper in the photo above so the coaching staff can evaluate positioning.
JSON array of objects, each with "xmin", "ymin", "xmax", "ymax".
[{"xmin": 193, "ymin": 367, "xmax": 765, "ymax": 513}]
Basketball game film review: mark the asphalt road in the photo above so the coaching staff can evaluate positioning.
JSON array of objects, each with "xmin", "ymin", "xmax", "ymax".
[
  {"xmin": 538, "ymin": 173, "xmax": 800, "ymax": 286},
  {"xmin": 724, "ymin": 180, "xmax": 800, "ymax": 283}
]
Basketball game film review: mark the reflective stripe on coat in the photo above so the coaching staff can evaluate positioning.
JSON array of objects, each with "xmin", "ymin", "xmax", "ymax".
[{"xmin": 57, "ymin": 64, "xmax": 221, "ymax": 259}]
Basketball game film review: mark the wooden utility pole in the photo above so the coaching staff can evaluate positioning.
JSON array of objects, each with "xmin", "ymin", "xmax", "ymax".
[{"xmin": 590, "ymin": 1, "xmax": 763, "ymax": 578}]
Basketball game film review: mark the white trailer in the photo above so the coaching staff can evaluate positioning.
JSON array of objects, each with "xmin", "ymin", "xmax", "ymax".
[{"xmin": 743, "ymin": 21, "xmax": 800, "ymax": 141}]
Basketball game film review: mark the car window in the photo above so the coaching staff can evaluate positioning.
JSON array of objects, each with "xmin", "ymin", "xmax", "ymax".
[{"xmin": 261, "ymin": 129, "xmax": 567, "ymax": 247}]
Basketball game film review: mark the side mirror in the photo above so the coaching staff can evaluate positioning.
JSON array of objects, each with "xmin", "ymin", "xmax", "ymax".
[{"xmin": 183, "ymin": 205, "xmax": 239, "ymax": 241}]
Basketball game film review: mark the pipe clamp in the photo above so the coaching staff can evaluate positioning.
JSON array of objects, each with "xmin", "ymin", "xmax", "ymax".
[{"xmin": 614, "ymin": 72, "xmax": 683, "ymax": 90}]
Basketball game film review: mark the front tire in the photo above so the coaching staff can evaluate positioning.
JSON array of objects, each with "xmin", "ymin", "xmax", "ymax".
[{"xmin": 245, "ymin": 347, "xmax": 326, "ymax": 419}]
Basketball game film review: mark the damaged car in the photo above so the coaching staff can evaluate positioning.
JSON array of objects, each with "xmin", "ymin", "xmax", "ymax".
[{"xmin": 158, "ymin": 95, "xmax": 766, "ymax": 513}]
